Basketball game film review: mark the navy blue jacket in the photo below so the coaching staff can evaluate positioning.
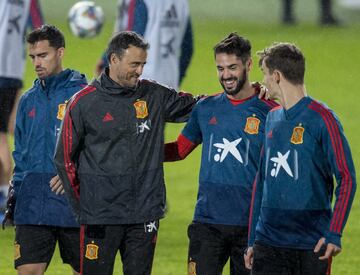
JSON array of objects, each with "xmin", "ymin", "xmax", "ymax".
[
  {"xmin": 182, "ymin": 92, "xmax": 277, "ymax": 226},
  {"xmin": 249, "ymin": 97, "xmax": 356, "ymax": 249},
  {"xmin": 13, "ymin": 69, "xmax": 87, "ymax": 227}
]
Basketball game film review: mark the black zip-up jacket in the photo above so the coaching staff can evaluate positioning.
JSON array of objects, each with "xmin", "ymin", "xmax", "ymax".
[{"xmin": 54, "ymin": 70, "xmax": 196, "ymax": 224}]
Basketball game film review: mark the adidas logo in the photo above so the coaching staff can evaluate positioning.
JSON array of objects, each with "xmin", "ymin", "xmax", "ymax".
[
  {"xmin": 209, "ymin": 116, "xmax": 217, "ymax": 125},
  {"xmin": 102, "ymin": 112, "xmax": 114, "ymax": 122},
  {"xmin": 28, "ymin": 107, "xmax": 35, "ymax": 118},
  {"xmin": 165, "ymin": 4, "xmax": 177, "ymax": 19}
]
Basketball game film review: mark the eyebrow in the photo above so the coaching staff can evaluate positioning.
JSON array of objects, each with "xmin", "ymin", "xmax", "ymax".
[{"xmin": 29, "ymin": 52, "xmax": 48, "ymax": 57}]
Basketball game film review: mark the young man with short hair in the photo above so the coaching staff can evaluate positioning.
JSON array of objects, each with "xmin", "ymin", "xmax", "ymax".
[
  {"xmin": 164, "ymin": 33, "xmax": 277, "ymax": 274},
  {"xmin": 3, "ymin": 25, "xmax": 86, "ymax": 275},
  {"xmin": 245, "ymin": 42, "xmax": 356, "ymax": 274}
]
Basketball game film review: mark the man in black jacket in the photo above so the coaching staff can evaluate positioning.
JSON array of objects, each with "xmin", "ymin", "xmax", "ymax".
[{"xmin": 55, "ymin": 31, "xmax": 197, "ymax": 275}]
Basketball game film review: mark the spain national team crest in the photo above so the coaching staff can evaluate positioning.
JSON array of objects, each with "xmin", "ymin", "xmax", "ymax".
[
  {"xmin": 244, "ymin": 115, "xmax": 260, "ymax": 135},
  {"xmin": 291, "ymin": 125, "xmax": 305, "ymax": 144},
  {"xmin": 57, "ymin": 103, "xmax": 67, "ymax": 120},
  {"xmin": 14, "ymin": 243, "xmax": 21, "ymax": 260},
  {"xmin": 188, "ymin": 261, "xmax": 196, "ymax": 275},
  {"xmin": 85, "ymin": 243, "xmax": 99, "ymax": 260},
  {"xmin": 133, "ymin": 100, "xmax": 148, "ymax": 119}
]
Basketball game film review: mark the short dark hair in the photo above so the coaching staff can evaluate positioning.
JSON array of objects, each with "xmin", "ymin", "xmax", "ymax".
[
  {"xmin": 26, "ymin": 25, "xmax": 65, "ymax": 49},
  {"xmin": 214, "ymin": 32, "xmax": 251, "ymax": 64},
  {"xmin": 257, "ymin": 42, "xmax": 305, "ymax": 85},
  {"xmin": 106, "ymin": 31, "xmax": 149, "ymax": 62}
]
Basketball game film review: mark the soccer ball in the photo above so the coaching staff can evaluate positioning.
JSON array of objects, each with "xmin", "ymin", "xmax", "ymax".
[{"xmin": 68, "ymin": 1, "xmax": 104, "ymax": 39}]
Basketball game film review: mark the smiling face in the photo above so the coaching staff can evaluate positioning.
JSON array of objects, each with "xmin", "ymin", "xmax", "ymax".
[
  {"xmin": 28, "ymin": 40, "xmax": 64, "ymax": 79},
  {"xmin": 215, "ymin": 53, "xmax": 249, "ymax": 96},
  {"xmin": 109, "ymin": 45, "xmax": 147, "ymax": 88}
]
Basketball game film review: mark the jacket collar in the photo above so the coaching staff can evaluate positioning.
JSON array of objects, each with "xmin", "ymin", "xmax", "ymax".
[
  {"xmin": 34, "ymin": 69, "xmax": 86, "ymax": 95},
  {"xmin": 97, "ymin": 67, "xmax": 138, "ymax": 95}
]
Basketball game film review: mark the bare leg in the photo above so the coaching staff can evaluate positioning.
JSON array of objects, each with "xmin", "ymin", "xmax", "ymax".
[
  {"xmin": 17, "ymin": 263, "xmax": 47, "ymax": 275},
  {"xmin": 0, "ymin": 133, "xmax": 12, "ymax": 185}
]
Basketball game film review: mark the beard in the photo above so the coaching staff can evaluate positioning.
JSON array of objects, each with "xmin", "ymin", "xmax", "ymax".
[{"xmin": 221, "ymin": 68, "xmax": 247, "ymax": 96}]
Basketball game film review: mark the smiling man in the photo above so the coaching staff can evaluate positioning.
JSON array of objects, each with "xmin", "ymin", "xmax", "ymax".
[
  {"xmin": 164, "ymin": 33, "xmax": 277, "ymax": 275},
  {"xmin": 55, "ymin": 31, "xmax": 198, "ymax": 275}
]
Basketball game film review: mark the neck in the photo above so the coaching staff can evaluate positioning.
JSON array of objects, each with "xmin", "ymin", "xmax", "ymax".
[
  {"xmin": 227, "ymin": 81, "xmax": 255, "ymax": 100},
  {"xmin": 277, "ymin": 82, "xmax": 307, "ymax": 110},
  {"xmin": 108, "ymin": 69, "xmax": 120, "ymax": 86}
]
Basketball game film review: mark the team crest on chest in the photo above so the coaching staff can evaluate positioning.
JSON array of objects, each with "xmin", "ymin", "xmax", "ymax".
[
  {"xmin": 291, "ymin": 124, "xmax": 304, "ymax": 144},
  {"xmin": 244, "ymin": 115, "xmax": 260, "ymax": 135},
  {"xmin": 85, "ymin": 242, "xmax": 99, "ymax": 260},
  {"xmin": 134, "ymin": 100, "xmax": 148, "ymax": 119},
  {"xmin": 57, "ymin": 102, "xmax": 67, "ymax": 120}
]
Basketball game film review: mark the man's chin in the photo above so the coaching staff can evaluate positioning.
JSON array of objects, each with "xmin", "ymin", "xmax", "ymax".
[{"xmin": 224, "ymin": 89, "xmax": 239, "ymax": 96}]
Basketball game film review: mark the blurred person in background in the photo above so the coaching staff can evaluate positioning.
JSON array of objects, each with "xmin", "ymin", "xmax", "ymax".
[
  {"xmin": 0, "ymin": 0, "xmax": 44, "ymax": 218},
  {"xmin": 282, "ymin": 0, "xmax": 340, "ymax": 25},
  {"xmin": 95, "ymin": 0, "xmax": 193, "ymax": 91},
  {"xmin": 2, "ymin": 25, "xmax": 86, "ymax": 275},
  {"xmin": 164, "ymin": 33, "xmax": 278, "ymax": 275}
]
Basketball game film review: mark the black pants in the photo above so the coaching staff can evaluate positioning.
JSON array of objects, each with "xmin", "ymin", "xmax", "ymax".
[
  {"xmin": 81, "ymin": 221, "xmax": 159, "ymax": 275},
  {"xmin": 252, "ymin": 242, "xmax": 331, "ymax": 275},
  {"xmin": 0, "ymin": 88, "xmax": 18, "ymax": 132},
  {"xmin": 15, "ymin": 225, "xmax": 80, "ymax": 272},
  {"xmin": 187, "ymin": 222, "xmax": 249, "ymax": 275}
]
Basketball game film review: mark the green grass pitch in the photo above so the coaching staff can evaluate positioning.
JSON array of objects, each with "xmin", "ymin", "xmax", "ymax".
[{"xmin": 0, "ymin": 0, "xmax": 359, "ymax": 274}]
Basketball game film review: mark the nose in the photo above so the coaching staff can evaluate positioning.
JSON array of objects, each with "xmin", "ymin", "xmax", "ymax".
[
  {"xmin": 135, "ymin": 64, "xmax": 144, "ymax": 76},
  {"xmin": 222, "ymin": 68, "xmax": 232, "ymax": 80},
  {"xmin": 33, "ymin": 57, "xmax": 41, "ymax": 67}
]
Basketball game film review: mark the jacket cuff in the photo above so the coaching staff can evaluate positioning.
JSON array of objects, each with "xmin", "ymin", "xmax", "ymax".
[{"xmin": 325, "ymin": 231, "xmax": 342, "ymax": 248}]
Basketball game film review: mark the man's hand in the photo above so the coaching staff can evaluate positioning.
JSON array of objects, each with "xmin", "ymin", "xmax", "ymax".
[
  {"xmin": 314, "ymin": 237, "xmax": 342, "ymax": 260},
  {"xmin": 50, "ymin": 175, "xmax": 65, "ymax": 195},
  {"xmin": 244, "ymin": 247, "xmax": 254, "ymax": 270},
  {"xmin": 2, "ymin": 181, "xmax": 16, "ymax": 229},
  {"xmin": 258, "ymin": 85, "xmax": 271, "ymax": 100}
]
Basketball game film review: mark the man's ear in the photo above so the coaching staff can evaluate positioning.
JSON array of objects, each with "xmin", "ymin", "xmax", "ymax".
[
  {"xmin": 274, "ymin": 70, "xmax": 281, "ymax": 84},
  {"xmin": 246, "ymin": 58, "xmax": 253, "ymax": 72},
  {"xmin": 57, "ymin": 47, "xmax": 65, "ymax": 58},
  {"xmin": 110, "ymin": 53, "xmax": 119, "ymax": 65}
]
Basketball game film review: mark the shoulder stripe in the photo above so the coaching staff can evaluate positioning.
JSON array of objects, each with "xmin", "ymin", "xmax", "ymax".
[
  {"xmin": 308, "ymin": 101, "xmax": 353, "ymax": 233},
  {"xmin": 269, "ymin": 105, "xmax": 282, "ymax": 112},
  {"xmin": 248, "ymin": 174, "xmax": 258, "ymax": 240},
  {"xmin": 61, "ymin": 86, "xmax": 95, "ymax": 199},
  {"xmin": 309, "ymin": 101, "xmax": 351, "ymax": 233},
  {"xmin": 261, "ymin": 98, "xmax": 278, "ymax": 108},
  {"xmin": 69, "ymin": 85, "xmax": 96, "ymax": 111},
  {"xmin": 62, "ymin": 109, "xmax": 80, "ymax": 199},
  {"xmin": 248, "ymin": 146, "xmax": 264, "ymax": 240}
]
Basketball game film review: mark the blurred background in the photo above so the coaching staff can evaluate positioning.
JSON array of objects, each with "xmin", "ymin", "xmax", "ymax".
[{"xmin": 1, "ymin": 0, "xmax": 360, "ymax": 274}]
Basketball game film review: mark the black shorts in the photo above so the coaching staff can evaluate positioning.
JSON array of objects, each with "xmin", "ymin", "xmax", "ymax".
[
  {"xmin": 0, "ymin": 88, "xmax": 18, "ymax": 132},
  {"xmin": 187, "ymin": 222, "xmax": 249, "ymax": 275},
  {"xmin": 81, "ymin": 221, "xmax": 159, "ymax": 275},
  {"xmin": 252, "ymin": 241, "xmax": 332, "ymax": 275},
  {"xmin": 15, "ymin": 225, "xmax": 80, "ymax": 272}
]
